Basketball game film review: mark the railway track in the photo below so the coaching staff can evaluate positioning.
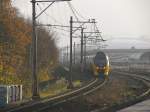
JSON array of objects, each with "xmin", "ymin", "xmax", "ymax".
[
  {"xmin": 97, "ymin": 71, "xmax": 150, "ymax": 112},
  {"xmin": 37, "ymin": 79, "xmax": 107, "ymax": 112},
  {"xmin": 4, "ymin": 77, "xmax": 107, "ymax": 112},
  {"xmin": 114, "ymin": 71, "xmax": 150, "ymax": 97}
]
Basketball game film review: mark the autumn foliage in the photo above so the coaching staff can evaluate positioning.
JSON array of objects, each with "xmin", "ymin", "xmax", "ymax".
[{"xmin": 0, "ymin": 0, "xmax": 58, "ymax": 91}]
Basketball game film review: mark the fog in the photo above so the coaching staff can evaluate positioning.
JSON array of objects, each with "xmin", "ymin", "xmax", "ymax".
[{"xmin": 12, "ymin": 0, "xmax": 150, "ymax": 48}]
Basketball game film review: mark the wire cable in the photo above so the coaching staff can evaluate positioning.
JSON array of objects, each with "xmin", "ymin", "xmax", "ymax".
[
  {"xmin": 37, "ymin": 3, "xmax": 63, "ymax": 25},
  {"xmin": 67, "ymin": 2, "xmax": 79, "ymax": 21},
  {"xmin": 67, "ymin": 2, "xmax": 86, "ymax": 20},
  {"xmin": 36, "ymin": 1, "xmax": 55, "ymax": 19}
]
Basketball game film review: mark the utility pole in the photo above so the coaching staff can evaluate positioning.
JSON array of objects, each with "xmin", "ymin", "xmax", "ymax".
[
  {"xmin": 0, "ymin": 0, "xmax": 3, "ymax": 10},
  {"xmin": 68, "ymin": 16, "xmax": 73, "ymax": 89},
  {"xmin": 31, "ymin": 0, "xmax": 71, "ymax": 100},
  {"xmin": 32, "ymin": 0, "xmax": 40, "ymax": 100},
  {"xmin": 71, "ymin": 19, "xmax": 98, "ymax": 72},
  {"xmin": 81, "ymin": 28, "xmax": 84, "ymax": 72},
  {"xmin": 67, "ymin": 45, "xmax": 69, "ymax": 66},
  {"xmin": 0, "ymin": 0, "xmax": 4, "ymax": 76},
  {"xmin": 62, "ymin": 48, "xmax": 64, "ymax": 65},
  {"xmin": 73, "ymin": 42, "xmax": 76, "ymax": 64},
  {"xmin": 84, "ymin": 35, "xmax": 87, "ymax": 69}
]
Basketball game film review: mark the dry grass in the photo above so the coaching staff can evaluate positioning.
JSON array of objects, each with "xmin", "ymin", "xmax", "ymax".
[
  {"xmin": 40, "ymin": 79, "xmax": 82, "ymax": 98},
  {"xmin": 84, "ymin": 78, "xmax": 136, "ymax": 107},
  {"xmin": 40, "ymin": 78, "xmax": 68, "ymax": 98}
]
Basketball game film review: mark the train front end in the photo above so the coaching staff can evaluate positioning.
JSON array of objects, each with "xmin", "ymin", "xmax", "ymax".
[{"xmin": 92, "ymin": 51, "xmax": 110, "ymax": 79}]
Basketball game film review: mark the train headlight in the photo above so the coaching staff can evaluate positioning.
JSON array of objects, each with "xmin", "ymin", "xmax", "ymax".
[{"xmin": 96, "ymin": 67, "xmax": 99, "ymax": 70}]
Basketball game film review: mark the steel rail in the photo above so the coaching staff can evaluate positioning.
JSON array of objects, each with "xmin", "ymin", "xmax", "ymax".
[
  {"xmin": 89, "ymin": 71, "xmax": 150, "ymax": 112},
  {"xmin": 114, "ymin": 71, "xmax": 150, "ymax": 97},
  {"xmin": 6, "ymin": 77, "xmax": 107, "ymax": 112},
  {"xmin": 37, "ymin": 79, "xmax": 108, "ymax": 112}
]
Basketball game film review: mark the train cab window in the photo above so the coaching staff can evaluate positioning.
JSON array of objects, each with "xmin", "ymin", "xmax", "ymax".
[{"xmin": 94, "ymin": 52, "xmax": 107, "ymax": 67}]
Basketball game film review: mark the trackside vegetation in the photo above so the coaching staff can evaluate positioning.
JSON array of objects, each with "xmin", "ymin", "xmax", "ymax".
[{"xmin": 0, "ymin": 0, "xmax": 58, "ymax": 98}]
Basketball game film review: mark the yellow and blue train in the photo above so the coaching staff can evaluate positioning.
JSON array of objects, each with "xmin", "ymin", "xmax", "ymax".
[{"xmin": 91, "ymin": 51, "xmax": 110, "ymax": 79}]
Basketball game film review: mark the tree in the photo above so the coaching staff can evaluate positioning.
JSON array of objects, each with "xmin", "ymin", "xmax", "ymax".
[{"xmin": 0, "ymin": 0, "xmax": 59, "ymax": 97}]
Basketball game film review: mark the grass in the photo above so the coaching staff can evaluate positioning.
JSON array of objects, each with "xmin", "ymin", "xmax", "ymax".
[
  {"xmin": 40, "ymin": 79, "xmax": 83, "ymax": 98},
  {"xmin": 40, "ymin": 78, "xmax": 68, "ymax": 98}
]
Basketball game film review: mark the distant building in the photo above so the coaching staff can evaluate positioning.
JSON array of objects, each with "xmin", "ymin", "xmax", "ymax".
[{"xmin": 131, "ymin": 46, "xmax": 136, "ymax": 50}]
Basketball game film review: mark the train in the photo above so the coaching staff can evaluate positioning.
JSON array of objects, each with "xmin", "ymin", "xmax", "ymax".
[
  {"xmin": 0, "ymin": 85, "xmax": 22, "ymax": 107},
  {"xmin": 91, "ymin": 51, "xmax": 110, "ymax": 79}
]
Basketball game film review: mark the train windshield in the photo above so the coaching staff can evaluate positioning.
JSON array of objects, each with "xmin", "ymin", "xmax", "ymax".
[{"xmin": 94, "ymin": 52, "xmax": 107, "ymax": 67}]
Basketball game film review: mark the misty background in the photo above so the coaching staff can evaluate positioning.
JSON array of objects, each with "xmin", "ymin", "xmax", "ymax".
[{"xmin": 12, "ymin": 0, "xmax": 150, "ymax": 49}]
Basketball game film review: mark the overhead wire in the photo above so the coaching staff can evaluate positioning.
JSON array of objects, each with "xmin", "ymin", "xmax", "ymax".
[
  {"xmin": 67, "ymin": 2, "xmax": 79, "ymax": 21},
  {"xmin": 67, "ymin": 1, "xmax": 86, "ymax": 21},
  {"xmin": 39, "ymin": 3, "xmax": 84, "ymax": 39},
  {"xmin": 37, "ymin": 3, "xmax": 64, "ymax": 25},
  {"xmin": 37, "ymin": 3, "xmax": 79, "ymax": 40},
  {"xmin": 52, "ymin": 26, "xmax": 81, "ymax": 37},
  {"xmin": 36, "ymin": 2, "xmax": 55, "ymax": 19},
  {"xmin": 94, "ymin": 23, "xmax": 104, "ymax": 41},
  {"xmin": 37, "ymin": 1, "xmax": 104, "ymax": 47}
]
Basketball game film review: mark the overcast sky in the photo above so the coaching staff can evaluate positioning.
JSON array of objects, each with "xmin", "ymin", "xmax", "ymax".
[{"xmin": 12, "ymin": 0, "xmax": 150, "ymax": 48}]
